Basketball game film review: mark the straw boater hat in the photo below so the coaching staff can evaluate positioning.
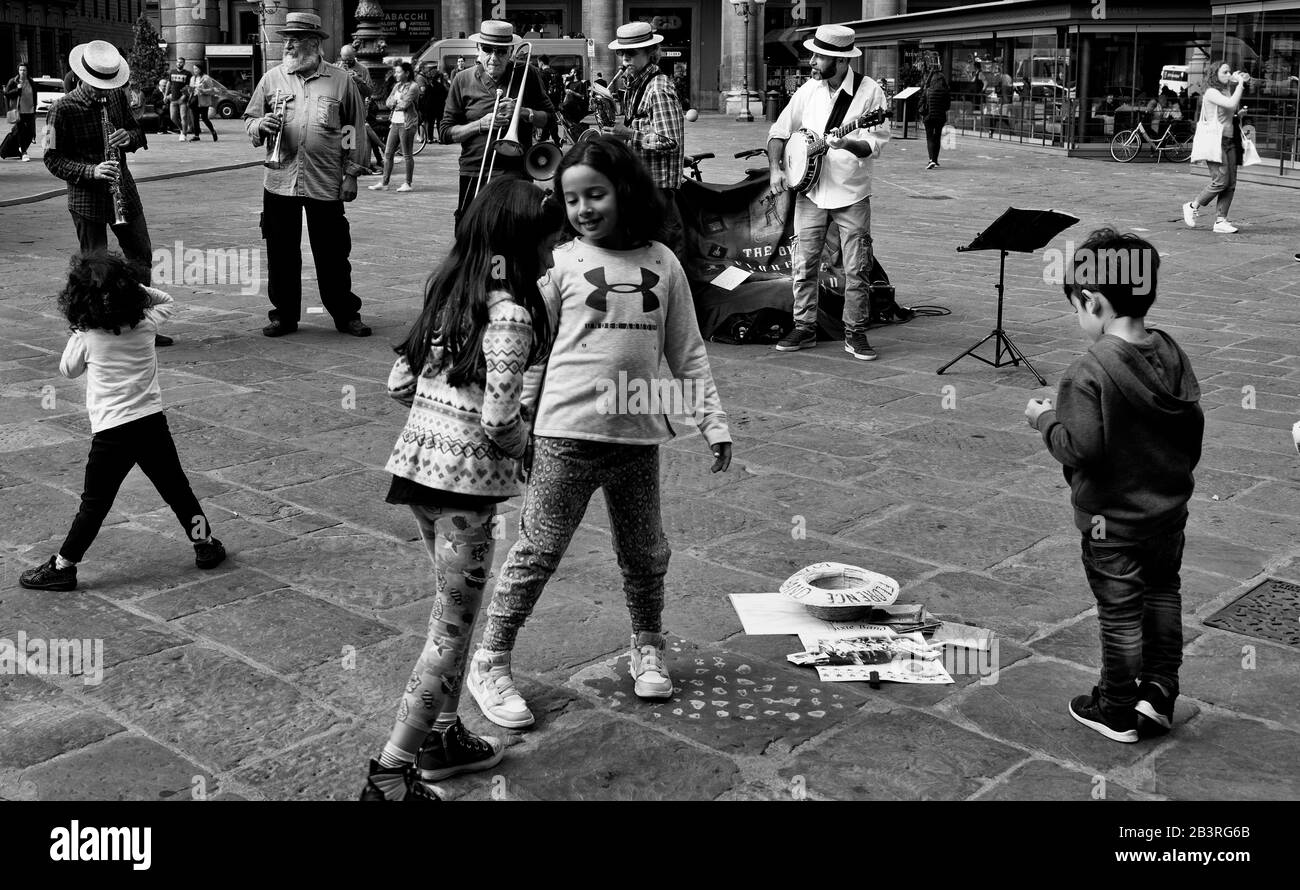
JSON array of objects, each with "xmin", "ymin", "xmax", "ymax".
[
  {"xmin": 803, "ymin": 24, "xmax": 862, "ymax": 59},
  {"xmin": 276, "ymin": 11, "xmax": 330, "ymax": 40},
  {"xmin": 469, "ymin": 20, "xmax": 522, "ymax": 47},
  {"xmin": 609, "ymin": 22, "xmax": 664, "ymax": 52},
  {"xmin": 69, "ymin": 41, "xmax": 131, "ymax": 90}
]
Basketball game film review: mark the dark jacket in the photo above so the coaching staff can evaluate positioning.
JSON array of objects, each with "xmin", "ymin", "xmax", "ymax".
[
  {"xmin": 5, "ymin": 75, "xmax": 37, "ymax": 111},
  {"xmin": 917, "ymin": 69, "xmax": 950, "ymax": 122},
  {"xmin": 1034, "ymin": 330, "xmax": 1204, "ymax": 540}
]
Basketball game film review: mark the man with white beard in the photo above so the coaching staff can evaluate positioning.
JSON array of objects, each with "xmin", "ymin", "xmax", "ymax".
[{"xmin": 243, "ymin": 12, "xmax": 373, "ymax": 338}]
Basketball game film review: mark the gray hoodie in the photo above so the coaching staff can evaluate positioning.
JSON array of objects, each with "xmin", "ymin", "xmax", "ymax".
[{"xmin": 1033, "ymin": 330, "xmax": 1204, "ymax": 540}]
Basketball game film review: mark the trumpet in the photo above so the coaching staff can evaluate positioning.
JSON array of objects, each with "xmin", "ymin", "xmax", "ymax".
[
  {"xmin": 475, "ymin": 41, "xmax": 534, "ymax": 195},
  {"xmin": 265, "ymin": 89, "xmax": 292, "ymax": 170}
]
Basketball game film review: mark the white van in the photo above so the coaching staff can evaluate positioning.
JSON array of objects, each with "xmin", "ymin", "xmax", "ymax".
[
  {"xmin": 414, "ymin": 37, "xmax": 595, "ymax": 81},
  {"xmin": 1159, "ymin": 65, "xmax": 1190, "ymax": 96}
]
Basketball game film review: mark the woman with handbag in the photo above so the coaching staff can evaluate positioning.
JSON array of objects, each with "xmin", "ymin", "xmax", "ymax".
[
  {"xmin": 4, "ymin": 63, "xmax": 38, "ymax": 161},
  {"xmin": 189, "ymin": 61, "xmax": 218, "ymax": 141},
  {"xmin": 369, "ymin": 61, "xmax": 419, "ymax": 192},
  {"xmin": 1184, "ymin": 62, "xmax": 1248, "ymax": 234}
]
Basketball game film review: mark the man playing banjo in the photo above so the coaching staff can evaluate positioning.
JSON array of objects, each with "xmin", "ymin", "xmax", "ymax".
[{"xmin": 767, "ymin": 24, "xmax": 890, "ymax": 360}]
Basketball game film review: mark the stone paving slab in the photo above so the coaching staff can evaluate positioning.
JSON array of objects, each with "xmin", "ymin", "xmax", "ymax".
[
  {"xmin": 84, "ymin": 645, "xmax": 344, "ymax": 772},
  {"xmin": 15, "ymin": 734, "xmax": 213, "ymax": 802},
  {"xmin": 1146, "ymin": 714, "xmax": 1300, "ymax": 800},
  {"xmin": 780, "ymin": 707, "xmax": 1025, "ymax": 801},
  {"xmin": 0, "ymin": 674, "xmax": 125, "ymax": 770},
  {"xmin": 978, "ymin": 758, "xmax": 1141, "ymax": 801},
  {"xmin": 1178, "ymin": 631, "xmax": 1300, "ymax": 731},
  {"xmin": 842, "ymin": 505, "xmax": 1049, "ymax": 573}
]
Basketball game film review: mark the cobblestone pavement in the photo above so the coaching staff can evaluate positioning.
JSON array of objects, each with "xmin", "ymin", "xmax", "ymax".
[{"xmin": 1, "ymin": 114, "xmax": 1298, "ymax": 802}]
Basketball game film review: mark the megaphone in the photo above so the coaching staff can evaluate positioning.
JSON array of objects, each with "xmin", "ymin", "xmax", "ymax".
[{"xmin": 525, "ymin": 141, "xmax": 563, "ymax": 181}]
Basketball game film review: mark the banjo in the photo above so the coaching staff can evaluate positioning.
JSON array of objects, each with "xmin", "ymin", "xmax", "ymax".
[{"xmin": 782, "ymin": 107, "xmax": 890, "ymax": 193}]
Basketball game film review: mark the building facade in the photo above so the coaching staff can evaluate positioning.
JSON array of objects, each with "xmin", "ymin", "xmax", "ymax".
[
  {"xmin": 1, "ymin": 1, "xmax": 146, "ymax": 80},
  {"xmin": 1210, "ymin": 0, "xmax": 1300, "ymax": 166}
]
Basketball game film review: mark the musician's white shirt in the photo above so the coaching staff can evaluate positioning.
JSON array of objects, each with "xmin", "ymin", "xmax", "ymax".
[{"xmin": 769, "ymin": 69, "xmax": 891, "ymax": 210}]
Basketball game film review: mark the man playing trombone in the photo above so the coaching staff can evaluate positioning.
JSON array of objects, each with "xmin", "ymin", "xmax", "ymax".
[{"xmin": 439, "ymin": 20, "xmax": 555, "ymax": 229}]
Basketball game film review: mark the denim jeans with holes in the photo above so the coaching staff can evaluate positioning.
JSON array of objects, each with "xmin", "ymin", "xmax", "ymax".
[{"xmin": 1080, "ymin": 528, "xmax": 1185, "ymax": 712}]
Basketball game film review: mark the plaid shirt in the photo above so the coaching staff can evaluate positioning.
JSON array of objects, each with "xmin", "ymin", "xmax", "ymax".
[
  {"xmin": 43, "ymin": 84, "xmax": 145, "ymax": 222},
  {"xmin": 623, "ymin": 65, "xmax": 684, "ymax": 190}
]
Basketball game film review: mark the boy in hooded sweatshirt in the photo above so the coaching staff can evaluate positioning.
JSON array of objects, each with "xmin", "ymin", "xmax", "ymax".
[{"xmin": 1025, "ymin": 228, "xmax": 1203, "ymax": 743}]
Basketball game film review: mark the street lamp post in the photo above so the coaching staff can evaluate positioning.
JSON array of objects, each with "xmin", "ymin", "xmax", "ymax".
[{"xmin": 731, "ymin": 0, "xmax": 767, "ymax": 122}]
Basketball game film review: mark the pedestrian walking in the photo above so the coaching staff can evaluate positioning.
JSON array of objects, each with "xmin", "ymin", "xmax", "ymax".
[
  {"xmin": 18, "ymin": 251, "xmax": 225, "ymax": 592},
  {"xmin": 242, "ymin": 12, "xmax": 373, "ymax": 338},
  {"xmin": 916, "ymin": 57, "xmax": 951, "ymax": 169},
  {"xmin": 467, "ymin": 137, "xmax": 732, "ymax": 730},
  {"xmin": 1026, "ymin": 228, "xmax": 1202, "ymax": 743},
  {"xmin": 360, "ymin": 178, "xmax": 565, "ymax": 801},
  {"xmin": 1184, "ymin": 62, "xmax": 1249, "ymax": 234},
  {"xmin": 336, "ymin": 45, "xmax": 385, "ymax": 172},
  {"xmin": 189, "ymin": 61, "xmax": 218, "ymax": 141},
  {"xmin": 369, "ymin": 61, "xmax": 419, "ymax": 192},
  {"xmin": 44, "ymin": 41, "xmax": 173, "ymax": 348},
  {"xmin": 167, "ymin": 56, "xmax": 192, "ymax": 141},
  {"xmin": 4, "ymin": 63, "xmax": 38, "ymax": 161}
]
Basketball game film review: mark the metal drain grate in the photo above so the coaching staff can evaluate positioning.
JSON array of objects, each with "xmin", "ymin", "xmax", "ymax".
[{"xmin": 1204, "ymin": 578, "xmax": 1300, "ymax": 648}]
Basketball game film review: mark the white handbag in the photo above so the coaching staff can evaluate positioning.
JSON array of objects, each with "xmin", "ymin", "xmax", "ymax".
[
  {"xmin": 1241, "ymin": 136, "xmax": 1262, "ymax": 166},
  {"xmin": 1189, "ymin": 102, "xmax": 1223, "ymax": 164}
]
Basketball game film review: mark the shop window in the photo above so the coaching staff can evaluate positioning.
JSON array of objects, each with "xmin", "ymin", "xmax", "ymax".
[
  {"xmin": 481, "ymin": 4, "xmax": 566, "ymax": 39},
  {"xmin": 763, "ymin": 4, "xmax": 823, "ymax": 95}
]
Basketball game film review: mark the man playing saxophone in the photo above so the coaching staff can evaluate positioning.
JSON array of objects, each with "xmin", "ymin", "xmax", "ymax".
[{"xmin": 44, "ymin": 41, "xmax": 172, "ymax": 346}]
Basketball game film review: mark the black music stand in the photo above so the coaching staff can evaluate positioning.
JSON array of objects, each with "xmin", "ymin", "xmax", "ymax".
[{"xmin": 936, "ymin": 207, "xmax": 1079, "ymax": 386}]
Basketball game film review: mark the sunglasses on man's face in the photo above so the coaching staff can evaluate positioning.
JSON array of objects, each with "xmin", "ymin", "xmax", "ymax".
[{"xmin": 480, "ymin": 45, "xmax": 512, "ymax": 57}]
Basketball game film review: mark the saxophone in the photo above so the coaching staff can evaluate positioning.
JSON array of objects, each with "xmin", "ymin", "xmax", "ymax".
[{"xmin": 99, "ymin": 96, "xmax": 128, "ymax": 226}]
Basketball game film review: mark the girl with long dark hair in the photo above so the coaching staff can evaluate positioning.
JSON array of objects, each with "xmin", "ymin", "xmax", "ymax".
[{"xmin": 360, "ymin": 178, "xmax": 564, "ymax": 801}]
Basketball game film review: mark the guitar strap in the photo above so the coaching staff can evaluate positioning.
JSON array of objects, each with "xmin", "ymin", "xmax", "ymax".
[{"xmin": 822, "ymin": 71, "xmax": 859, "ymax": 136}]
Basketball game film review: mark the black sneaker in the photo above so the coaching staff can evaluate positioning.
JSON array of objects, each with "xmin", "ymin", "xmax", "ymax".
[
  {"xmin": 262, "ymin": 320, "xmax": 298, "ymax": 337},
  {"xmin": 359, "ymin": 760, "xmax": 441, "ymax": 801},
  {"xmin": 1136, "ymin": 681, "xmax": 1176, "ymax": 735},
  {"xmin": 417, "ymin": 718, "xmax": 504, "ymax": 781},
  {"xmin": 1069, "ymin": 687, "xmax": 1138, "ymax": 743},
  {"xmin": 844, "ymin": 333, "xmax": 878, "ymax": 361},
  {"xmin": 194, "ymin": 537, "xmax": 226, "ymax": 570},
  {"xmin": 775, "ymin": 327, "xmax": 817, "ymax": 352},
  {"xmin": 19, "ymin": 556, "xmax": 77, "ymax": 591},
  {"xmin": 336, "ymin": 318, "xmax": 372, "ymax": 337}
]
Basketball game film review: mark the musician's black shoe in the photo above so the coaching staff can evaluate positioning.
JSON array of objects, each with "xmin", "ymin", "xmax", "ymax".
[
  {"xmin": 926, "ymin": 160, "xmax": 938, "ymax": 170},
  {"xmin": 844, "ymin": 333, "xmax": 878, "ymax": 361},
  {"xmin": 775, "ymin": 327, "xmax": 817, "ymax": 352},
  {"xmin": 154, "ymin": 334, "xmax": 174, "ymax": 347},
  {"xmin": 336, "ymin": 319, "xmax": 372, "ymax": 337},
  {"xmin": 262, "ymin": 320, "xmax": 298, "ymax": 337}
]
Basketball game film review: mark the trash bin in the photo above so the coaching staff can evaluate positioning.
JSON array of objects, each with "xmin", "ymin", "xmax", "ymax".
[{"xmin": 765, "ymin": 90, "xmax": 782, "ymax": 122}]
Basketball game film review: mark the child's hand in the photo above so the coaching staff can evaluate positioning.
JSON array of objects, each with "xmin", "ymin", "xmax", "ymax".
[
  {"xmin": 1025, "ymin": 397, "xmax": 1052, "ymax": 425},
  {"xmin": 709, "ymin": 442, "xmax": 732, "ymax": 474}
]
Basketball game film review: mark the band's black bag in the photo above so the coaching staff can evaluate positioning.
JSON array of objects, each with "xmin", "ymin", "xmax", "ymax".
[
  {"xmin": 677, "ymin": 170, "xmax": 904, "ymax": 342},
  {"xmin": 0, "ymin": 128, "xmax": 21, "ymax": 159}
]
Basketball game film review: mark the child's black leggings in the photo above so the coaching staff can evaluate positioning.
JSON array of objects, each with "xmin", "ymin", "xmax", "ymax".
[{"xmin": 60, "ymin": 412, "xmax": 207, "ymax": 563}]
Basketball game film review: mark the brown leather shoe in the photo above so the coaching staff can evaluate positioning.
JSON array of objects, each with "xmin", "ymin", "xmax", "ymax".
[{"xmin": 336, "ymin": 319, "xmax": 372, "ymax": 337}]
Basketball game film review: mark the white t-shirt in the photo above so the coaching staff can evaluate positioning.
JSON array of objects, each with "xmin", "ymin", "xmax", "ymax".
[{"xmin": 60, "ymin": 286, "xmax": 174, "ymax": 434}]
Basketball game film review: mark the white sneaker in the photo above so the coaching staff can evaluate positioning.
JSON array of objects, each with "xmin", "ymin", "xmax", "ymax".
[
  {"xmin": 21, "ymin": 152, "xmax": 29, "ymax": 162},
  {"xmin": 466, "ymin": 649, "xmax": 535, "ymax": 728},
  {"xmin": 1213, "ymin": 219, "xmax": 1239, "ymax": 234},
  {"xmin": 396, "ymin": 183, "xmax": 413, "ymax": 192},
  {"xmin": 367, "ymin": 183, "xmax": 389, "ymax": 191},
  {"xmin": 178, "ymin": 135, "xmax": 186, "ymax": 142},
  {"xmin": 1182, "ymin": 201, "xmax": 1198, "ymax": 227},
  {"xmin": 630, "ymin": 632, "xmax": 673, "ymax": 699}
]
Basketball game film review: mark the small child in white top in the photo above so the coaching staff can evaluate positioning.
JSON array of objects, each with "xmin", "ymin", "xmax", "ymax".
[{"xmin": 19, "ymin": 251, "xmax": 225, "ymax": 592}]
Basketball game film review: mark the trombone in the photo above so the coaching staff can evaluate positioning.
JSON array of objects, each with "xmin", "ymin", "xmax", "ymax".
[{"xmin": 474, "ymin": 40, "xmax": 535, "ymax": 196}]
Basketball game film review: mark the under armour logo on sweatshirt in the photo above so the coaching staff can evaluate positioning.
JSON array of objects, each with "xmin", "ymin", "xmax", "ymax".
[{"xmin": 584, "ymin": 267, "xmax": 660, "ymax": 313}]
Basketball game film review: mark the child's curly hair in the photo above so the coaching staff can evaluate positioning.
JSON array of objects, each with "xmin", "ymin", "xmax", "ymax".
[{"xmin": 57, "ymin": 251, "xmax": 151, "ymax": 334}]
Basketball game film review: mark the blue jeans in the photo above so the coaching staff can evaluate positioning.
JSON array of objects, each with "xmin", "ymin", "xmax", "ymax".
[
  {"xmin": 791, "ymin": 193, "xmax": 873, "ymax": 336},
  {"xmin": 1080, "ymin": 529, "xmax": 1185, "ymax": 711}
]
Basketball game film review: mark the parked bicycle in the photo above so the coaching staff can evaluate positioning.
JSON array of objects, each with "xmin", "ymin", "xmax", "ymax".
[{"xmin": 1109, "ymin": 119, "xmax": 1192, "ymax": 163}]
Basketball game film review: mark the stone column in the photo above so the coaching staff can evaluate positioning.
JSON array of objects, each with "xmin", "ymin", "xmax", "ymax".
[
  {"xmin": 443, "ymin": 0, "xmax": 478, "ymax": 41},
  {"xmin": 721, "ymin": 2, "xmax": 758, "ymax": 117},
  {"xmin": 584, "ymin": 0, "xmax": 620, "ymax": 84},
  {"xmin": 163, "ymin": 0, "xmax": 220, "ymax": 65},
  {"xmin": 861, "ymin": 0, "xmax": 901, "ymax": 17}
]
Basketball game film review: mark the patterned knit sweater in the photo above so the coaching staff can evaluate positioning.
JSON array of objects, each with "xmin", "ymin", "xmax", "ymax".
[{"xmin": 386, "ymin": 291, "xmax": 534, "ymax": 497}]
